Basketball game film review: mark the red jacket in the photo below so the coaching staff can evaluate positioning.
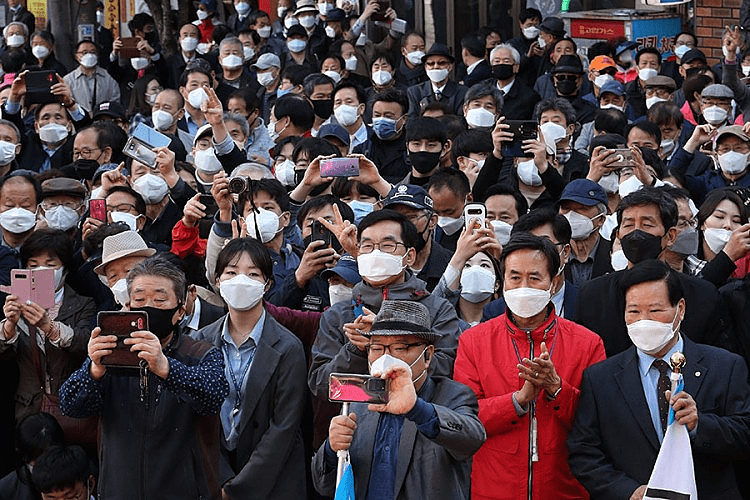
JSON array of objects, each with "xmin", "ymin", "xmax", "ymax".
[{"xmin": 454, "ymin": 307, "xmax": 605, "ymax": 500}]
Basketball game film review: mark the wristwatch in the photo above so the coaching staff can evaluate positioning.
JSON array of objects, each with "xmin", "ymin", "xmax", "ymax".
[{"xmin": 546, "ymin": 384, "xmax": 563, "ymax": 401}]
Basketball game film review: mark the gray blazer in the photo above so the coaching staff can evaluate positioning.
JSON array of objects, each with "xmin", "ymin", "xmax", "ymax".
[
  {"xmin": 191, "ymin": 311, "xmax": 308, "ymax": 500},
  {"xmin": 311, "ymin": 376, "xmax": 486, "ymax": 499}
]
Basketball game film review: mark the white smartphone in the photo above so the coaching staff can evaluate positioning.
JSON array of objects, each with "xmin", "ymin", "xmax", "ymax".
[{"xmin": 464, "ymin": 203, "xmax": 486, "ymax": 233}]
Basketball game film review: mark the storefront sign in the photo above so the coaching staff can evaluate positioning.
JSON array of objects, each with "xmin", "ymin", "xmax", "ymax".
[{"xmin": 570, "ymin": 19, "xmax": 625, "ymax": 39}]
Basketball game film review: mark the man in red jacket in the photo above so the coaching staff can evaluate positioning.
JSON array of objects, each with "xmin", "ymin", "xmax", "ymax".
[{"xmin": 454, "ymin": 232, "xmax": 606, "ymax": 499}]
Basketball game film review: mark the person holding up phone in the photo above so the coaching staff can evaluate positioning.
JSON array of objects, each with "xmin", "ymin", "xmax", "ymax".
[
  {"xmin": 312, "ymin": 300, "xmax": 486, "ymax": 499},
  {"xmin": 192, "ymin": 237, "xmax": 308, "ymax": 499},
  {"xmin": 60, "ymin": 253, "xmax": 228, "ymax": 498}
]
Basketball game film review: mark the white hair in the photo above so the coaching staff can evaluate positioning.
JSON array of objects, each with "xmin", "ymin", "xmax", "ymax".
[
  {"xmin": 3, "ymin": 22, "xmax": 28, "ymax": 40},
  {"xmin": 490, "ymin": 44, "xmax": 520, "ymax": 65}
]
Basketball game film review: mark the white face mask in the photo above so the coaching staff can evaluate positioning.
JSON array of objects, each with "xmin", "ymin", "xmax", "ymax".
[
  {"xmin": 405, "ymin": 51, "xmax": 425, "ymax": 66},
  {"xmin": 503, "ymin": 286, "xmax": 551, "ymax": 318},
  {"xmin": 638, "ymin": 67, "xmax": 658, "ymax": 82},
  {"xmin": 0, "ymin": 140, "xmax": 16, "ymax": 165},
  {"xmin": 465, "ymin": 107, "xmax": 496, "ymax": 129},
  {"xmin": 437, "ymin": 215, "xmax": 464, "ymax": 236},
  {"xmin": 645, "ymin": 96, "xmax": 666, "ymax": 110},
  {"xmin": 267, "ymin": 119, "xmax": 285, "ymax": 142},
  {"xmin": 537, "ymin": 36, "xmax": 547, "ymax": 49},
  {"xmin": 426, "ymin": 68, "xmax": 449, "ymax": 83},
  {"xmin": 0, "ymin": 207, "xmax": 36, "ymax": 233},
  {"xmin": 718, "ymin": 150, "xmax": 749, "ymax": 174},
  {"xmin": 593, "ymin": 73, "xmax": 613, "ymax": 89},
  {"xmin": 6, "ymin": 34, "xmax": 24, "ymax": 48},
  {"xmin": 298, "ymin": 15, "xmax": 316, "ymax": 28},
  {"xmin": 222, "ymin": 54, "xmax": 244, "ymax": 69},
  {"xmin": 564, "ymin": 210, "xmax": 599, "ymax": 240},
  {"xmin": 111, "ymin": 278, "xmax": 129, "ymax": 306},
  {"xmin": 357, "ymin": 249, "xmax": 405, "ymax": 282},
  {"xmin": 197, "ymin": 42, "xmax": 211, "ymax": 55},
  {"xmin": 334, "ymin": 104, "xmax": 360, "ymax": 127},
  {"xmin": 181, "ymin": 36, "xmax": 199, "ymax": 53},
  {"xmin": 196, "ymin": 9, "xmax": 210, "ymax": 20},
  {"xmin": 345, "ymin": 55, "xmax": 358, "ymax": 71},
  {"xmin": 325, "ymin": 25, "xmax": 337, "ymax": 39},
  {"xmin": 220, "ymin": 273, "xmax": 265, "ymax": 310},
  {"xmin": 323, "ymin": 70, "xmax": 342, "ymax": 84},
  {"xmin": 626, "ymin": 309, "xmax": 679, "ymax": 355},
  {"xmin": 275, "ymin": 159, "xmax": 296, "ymax": 186},
  {"xmin": 284, "ymin": 16, "xmax": 299, "ymax": 28},
  {"xmin": 611, "ymin": 249, "xmax": 628, "ymax": 270},
  {"xmin": 110, "ymin": 211, "xmax": 140, "ymax": 230},
  {"xmin": 80, "ymin": 53, "xmax": 98, "ymax": 68},
  {"xmin": 539, "ymin": 121, "xmax": 566, "ymax": 153},
  {"xmin": 743, "ymin": 65, "xmax": 750, "ymax": 77},
  {"xmin": 287, "ymin": 39, "xmax": 307, "ymax": 53},
  {"xmin": 187, "ymin": 87, "xmax": 209, "ymax": 109},
  {"xmin": 257, "ymin": 70, "xmax": 275, "ymax": 87},
  {"xmin": 131, "ymin": 57, "xmax": 149, "ymax": 70},
  {"xmin": 675, "ymin": 44, "xmax": 690, "ymax": 59},
  {"xmin": 96, "ymin": 10, "xmax": 105, "ymax": 25},
  {"xmin": 660, "ymin": 138, "xmax": 676, "ymax": 156},
  {"xmin": 517, "ymin": 159, "xmax": 542, "ymax": 186},
  {"xmin": 151, "ymin": 109, "xmax": 175, "ymax": 131},
  {"xmin": 372, "ymin": 70, "xmax": 392, "ymax": 86},
  {"xmin": 600, "ymin": 103, "xmax": 625, "ymax": 112},
  {"xmin": 235, "ymin": 1, "xmax": 251, "ymax": 15},
  {"xmin": 277, "ymin": 6, "xmax": 287, "ymax": 17},
  {"xmin": 194, "ymin": 147, "xmax": 223, "ymax": 174},
  {"xmin": 318, "ymin": 2, "xmax": 331, "ymax": 14},
  {"xmin": 245, "ymin": 207, "xmax": 281, "ymax": 243},
  {"xmin": 490, "ymin": 220, "xmax": 512, "ymax": 245},
  {"xmin": 704, "ymin": 227, "xmax": 732, "ymax": 254},
  {"xmin": 32, "ymin": 45, "xmax": 50, "ymax": 59},
  {"xmin": 369, "ymin": 352, "xmax": 412, "ymax": 377},
  {"xmin": 243, "ymin": 46, "xmax": 255, "ymax": 60},
  {"xmin": 619, "ymin": 175, "xmax": 643, "ymax": 198},
  {"xmin": 38, "ymin": 123, "xmax": 69, "ymax": 144},
  {"xmin": 460, "ymin": 265, "xmax": 496, "ymax": 303},
  {"xmin": 703, "ymin": 105, "xmax": 728, "ymax": 125},
  {"xmin": 599, "ymin": 171, "xmax": 619, "ymax": 194},
  {"xmin": 45, "ymin": 205, "xmax": 80, "ymax": 231},
  {"xmin": 133, "ymin": 173, "xmax": 169, "ymax": 204},
  {"xmin": 522, "ymin": 26, "xmax": 540, "ymax": 39},
  {"xmin": 328, "ymin": 283, "xmax": 353, "ymax": 305}
]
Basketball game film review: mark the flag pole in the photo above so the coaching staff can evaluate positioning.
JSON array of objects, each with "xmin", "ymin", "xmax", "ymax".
[{"xmin": 336, "ymin": 402, "xmax": 350, "ymax": 488}]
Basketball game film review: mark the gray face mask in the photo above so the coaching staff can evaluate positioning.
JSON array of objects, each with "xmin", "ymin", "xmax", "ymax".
[{"xmin": 670, "ymin": 227, "xmax": 699, "ymax": 256}]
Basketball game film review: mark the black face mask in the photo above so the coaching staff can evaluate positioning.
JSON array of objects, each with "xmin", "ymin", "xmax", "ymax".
[
  {"xmin": 144, "ymin": 31, "xmax": 157, "ymax": 44},
  {"xmin": 312, "ymin": 98, "xmax": 334, "ymax": 119},
  {"xmin": 72, "ymin": 159, "xmax": 100, "ymax": 181},
  {"xmin": 294, "ymin": 169, "xmax": 305, "ymax": 186},
  {"xmin": 492, "ymin": 63, "xmax": 514, "ymax": 81},
  {"xmin": 131, "ymin": 305, "xmax": 180, "ymax": 340},
  {"xmin": 620, "ymin": 229, "xmax": 663, "ymax": 264},
  {"xmin": 555, "ymin": 79, "xmax": 578, "ymax": 96},
  {"xmin": 408, "ymin": 150, "xmax": 441, "ymax": 174}
]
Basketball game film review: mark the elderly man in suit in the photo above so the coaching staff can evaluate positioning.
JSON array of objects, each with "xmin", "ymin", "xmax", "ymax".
[
  {"xmin": 406, "ymin": 44, "xmax": 467, "ymax": 118},
  {"xmin": 568, "ymin": 260, "xmax": 750, "ymax": 500},
  {"xmin": 312, "ymin": 300, "xmax": 486, "ymax": 499},
  {"xmin": 490, "ymin": 43, "xmax": 540, "ymax": 120}
]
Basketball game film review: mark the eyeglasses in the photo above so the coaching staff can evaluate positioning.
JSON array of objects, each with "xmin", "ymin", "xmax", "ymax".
[
  {"xmin": 73, "ymin": 147, "xmax": 100, "ymax": 160},
  {"xmin": 358, "ymin": 241, "xmax": 406, "ymax": 254},
  {"xmin": 42, "ymin": 200, "xmax": 83, "ymax": 211},
  {"xmin": 554, "ymin": 74, "xmax": 578, "ymax": 82},
  {"xmin": 366, "ymin": 343, "xmax": 425, "ymax": 356},
  {"xmin": 76, "ymin": 51, "xmax": 97, "ymax": 56},
  {"xmin": 106, "ymin": 203, "xmax": 137, "ymax": 213},
  {"xmin": 676, "ymin": 217, "xmax": 697, "ymax": 230},
  {"xmin": 717, "ymin": 145, "xmax": 750, "ymax": 155}
]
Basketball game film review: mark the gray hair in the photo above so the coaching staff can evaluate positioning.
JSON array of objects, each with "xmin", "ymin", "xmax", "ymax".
[
  {"xmin": 490, "ymin": 43, "xmax": 520, "ymax": 65},
  {"xmin": 3, "ymin": 22, "xmax": 28, "ymax": 40},
  {"xmin": 219, "ymin": 36, "xmax": 243, "ymax": 54},
  {"xmin": 126, "ymin": 254, "xmax": 187, "ymax": 304},
  {"xmin": 223, "ymin": 112, "xmax": 250, "ymax": 138},
  {"xmin": 463, "ymin": 81, "xmax": 504, "ymax": 112},
  {"xmin": 0, "ymin": 119, "xmax": 21, "ymax": 143},
  {"xmin": 230, "ymin": 163, "xmax": 275, "ymax": 179}
]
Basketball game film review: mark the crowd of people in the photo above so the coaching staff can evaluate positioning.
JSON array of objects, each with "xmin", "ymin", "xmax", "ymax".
[{"xmin": 0, "ymin": 0, "xmax": 748, "ymax": 498}]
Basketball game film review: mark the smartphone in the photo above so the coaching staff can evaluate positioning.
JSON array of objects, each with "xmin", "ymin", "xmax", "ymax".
[
  {"xmin": 119, "ymin": 37, "xmax": 141, "ymax": 58},
  {"xmin": 329, "ymin": 373, "xmax": 388, "ymax": 404},
  {"xmin": 608, "ymin": 148, "xmax": 633, "ymax": 168},
  {"xmin": 89, "ymin": 199, "xmax": 106, "ymax": 222},
  {"xmin": 310, "ymin": 220, "xmax": 332, "ymax": 247},
  {"xmin": 198, "ymin": 194, "xmax": 218, "ymax": 239},
  {"xmin": 501, "ymin": 120, "xmax": 538, "ymax": 158},
  {"xmin": 464, "ymin": 203, "xmax": 486, "ymax": 233},
  {"xmin": 320, "ymin": 157, "xmax": 359, "ymax": 178},
  {"xmin": 123, "ymin": 123, "xmax": 171, "ymax": 169},
  {"xmin": 98, "ymin": 311, "xmax": 149, "ymax": 368},
  {"xmin": 25, "ymin": 70, "xmax": 57, "ymax": 105},
  {"xmin": 372, "ymin": 0, "xmax": 391, "ymax": 22},
  {"xmin": 6, "ymin": 268, "xmax": 55, "ymax": 309}
]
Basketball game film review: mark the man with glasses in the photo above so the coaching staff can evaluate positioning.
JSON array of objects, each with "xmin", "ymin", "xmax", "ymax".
[
  {"xmin": 308, "ymin": 209, "xmax": 462, "ymax": 447},
  {"xmin": 406, "ymin": 43, "xmax": 467, "ymax": 118},
  {"xmin": 38, "ymin": 178, "xmax": 86, "ymax": 232},
  {"xmin": 63, "ymin": 40, "xmax": 120, "ymax": 114},
  {"xmin": 313, "ymin": 300, "xmax": 485, "ymax": 499}
]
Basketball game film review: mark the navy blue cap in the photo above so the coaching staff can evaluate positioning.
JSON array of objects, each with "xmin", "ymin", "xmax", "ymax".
[
  {"xmin": 560, "ymin": 179, "xmax": 607, "ymax": 206},
  {"xmin": 599, "ymin": 80, "xmax": 625, "ymax": 97},
  {"xmin": 321, "ymin": 254, "xmax": 361, "ymax": 284},
  {"xmin": 319, "ymin": 123, "xmax": 350, "ymax": 145},
  {"xmin": 325, "ymin": 8, "xmax": 346, "ymax": 21},
  {"xmin": 614, "ymin": 41, "xmax": 638, "ymax": 56},
  {"xmin": 382, "ymin": 184, "xmax": 434, "ymax": 211}
]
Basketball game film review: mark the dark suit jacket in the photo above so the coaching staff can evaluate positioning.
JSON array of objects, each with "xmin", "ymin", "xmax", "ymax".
[
  {"xmin": 407, "ymin": 79, "xmax": 468, "ymax": 118},
  {"xmin": 462, "ymin": 59, "xmax": 492, "ymax": 88},
  {"xmin": 564, "ymin": 235, "xmax": 613, "ymax": 288},
  {"xmin": 575, "ymin": 269, "xmax": 733, "ymax": 357},
  {"xmin": 501, "ymin": 79, "xmax": 541, "ymax": 120},
  {"xmin": 191, "ymin": 313, "xmax": 308, "ymax": 499},
  {"xmin": 226, "ymin": 13, "xmax": 252, "ymax": 33},
  {"xmin": 568, "ymin": 338, "xmax": 750, "ymax": 500},
  {"xmin": 197, "ymin": 299, "xmax": 225, "ymax": 330},
  {"xmin": 10, "ymin": 6, "xmax": 34, "ymax": 38}
]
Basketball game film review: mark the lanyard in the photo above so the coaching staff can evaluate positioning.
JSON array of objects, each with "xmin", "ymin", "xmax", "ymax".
[{"xmin": 225, "ymin": 340, "xmax": 255, "ymax": 410}]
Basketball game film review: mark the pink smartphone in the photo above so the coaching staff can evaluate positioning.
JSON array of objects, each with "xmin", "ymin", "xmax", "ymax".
[
  {"xmin": 320, "ymin": 158, "xmax": 359, "ymax": 178},
  {"xmin": 10, "ymin": 268, "xmax": 54, "ymax": 309}
]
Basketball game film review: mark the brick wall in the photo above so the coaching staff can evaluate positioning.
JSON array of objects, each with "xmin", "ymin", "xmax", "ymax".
[{"xmin": 695, "ymin": 0, "xmax": 742, "ymax": 64}]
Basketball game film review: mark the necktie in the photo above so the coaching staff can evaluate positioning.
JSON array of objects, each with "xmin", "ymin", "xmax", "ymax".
[
  {"xmin": 653, "ymin": 359, "xmax": 670, "ymax": 434},
  {"xmin": 434, "ymin": 89, "xmax": 442, "ymax": 101},
  {"xmin": 499, "ymin": 89, "xmax": 505, "ymax": 96}
]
